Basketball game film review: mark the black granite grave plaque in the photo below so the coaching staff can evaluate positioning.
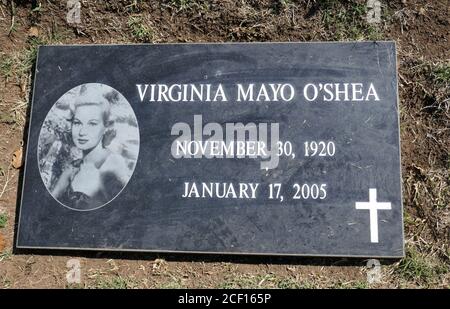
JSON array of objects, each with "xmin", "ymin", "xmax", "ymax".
[{"xmin": 16, "ymin": 42, "xmax": 403, "ymax": 257}]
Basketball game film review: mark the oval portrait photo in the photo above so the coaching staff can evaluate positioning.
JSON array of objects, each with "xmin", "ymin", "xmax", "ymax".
[{"xmin": 38, "ymin": 83, "xmax": 140, "ymax": 211}]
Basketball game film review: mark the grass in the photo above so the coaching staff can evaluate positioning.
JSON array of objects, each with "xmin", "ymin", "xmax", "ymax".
[
  {"xmin": 1, "ymin": 276, "xmax": 12, "ymax": 288},
  {"xmin": 105, "ymin": 0, "xmax": 146, "ymax": 13},
  {"xmin": 92, "ymin": 274, "xmax": 185, "ymax": 289},
  {"xmin": 280, "ymin": 0, "xmax": 294, "ymax": 6},
  {"xmin": 0, "ymin": 214, "xmax": 7, "ymax": 229},
  {"xmin": 396, "ymin": 246, "xmax": 449, "ymax": 285},
  {"xmin": 0, "ymin": 35, "xmax": 54, "ymax": 126},
  {"xmin": 0, "ymin": 36, "xmax": 47, "ymax": 83},
  {"xmin": 0, "ymin": 47, "xmax": 33, "ymax": 125},
  {"xmin": 0, "ymin": 250, "xmax": 11, "ymax": 262},
  {"xmin": 403, "ymin": 211, "xmax": 416, "ymax": 228},
  {"xmin": 0, "ymin": 53, "xmax": 15, "ymax": 81},
  {"xmin": 170, "ymin": 0, "xmax": 208, "ymax": 12},
  {"xmin": 1, "ymin": 18, "xmax": 69, "ymax": 81},
  {"xmin": 94, "ymin": 275, "xmax": 138, "ymax": 289},
  {"xmin": 320, "ymin": 1, "xmax": 383, "ymax": 41},
  {"xmin": 432, "ymin": 63, "xmax": 450, "ymax": 84},
  {"xmin": 66, "ymin": 283, "xmax": 85, "ymax": 289},
  {"xmin": 218, "ymin": 273, "xmax": 370, "ymax": 289},
  {"xmin": 127, "ymin": 16, "xmax": 153, "ymax": 43},
  {"xmin": 156, "ymin": 277, "xmax": 185, "ymax": 289},
  {"xmin": 332, "ymin": 280, "xmax": 369, "ymax": 289},
  {"xmin": 277, "ymin": 278, "xmax": 309, "ymax": 289},
  {"xmin": 218, "ymin": 274, "xmax": 317, "ymax": 289},
  {"xmin": 172, "ymin": 0, "xmax": 193, "ymax": 10},
  {"xmin": 219, "ymin": 274, "xmax": 274, "ymax": 289}
]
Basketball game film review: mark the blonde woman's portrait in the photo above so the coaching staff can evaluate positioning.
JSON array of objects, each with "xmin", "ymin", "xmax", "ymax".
[{"xmin": 38, "ymin": 83, "xmax": 140, "ymax": 211}]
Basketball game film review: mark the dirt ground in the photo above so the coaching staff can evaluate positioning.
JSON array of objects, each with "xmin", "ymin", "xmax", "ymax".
[{"xmin": 0, "ymin": 0, "xmax": 448, "ymax": 288}]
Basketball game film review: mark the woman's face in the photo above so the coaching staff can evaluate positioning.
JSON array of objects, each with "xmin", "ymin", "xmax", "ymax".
[{"xmin": 72, "ymin": 104, "xmax": 106, "ymax": 151}]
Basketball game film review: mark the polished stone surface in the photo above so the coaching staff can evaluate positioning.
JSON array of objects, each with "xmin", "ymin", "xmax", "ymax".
[{"xmin": 16, "ymin": 42, "xmax": 403, "ymax": 257}]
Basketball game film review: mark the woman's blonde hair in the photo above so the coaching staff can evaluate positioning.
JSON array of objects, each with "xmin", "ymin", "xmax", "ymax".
[{"xmin": 69, "ymin": 86, "xmax": 116, "ymax": 147}]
